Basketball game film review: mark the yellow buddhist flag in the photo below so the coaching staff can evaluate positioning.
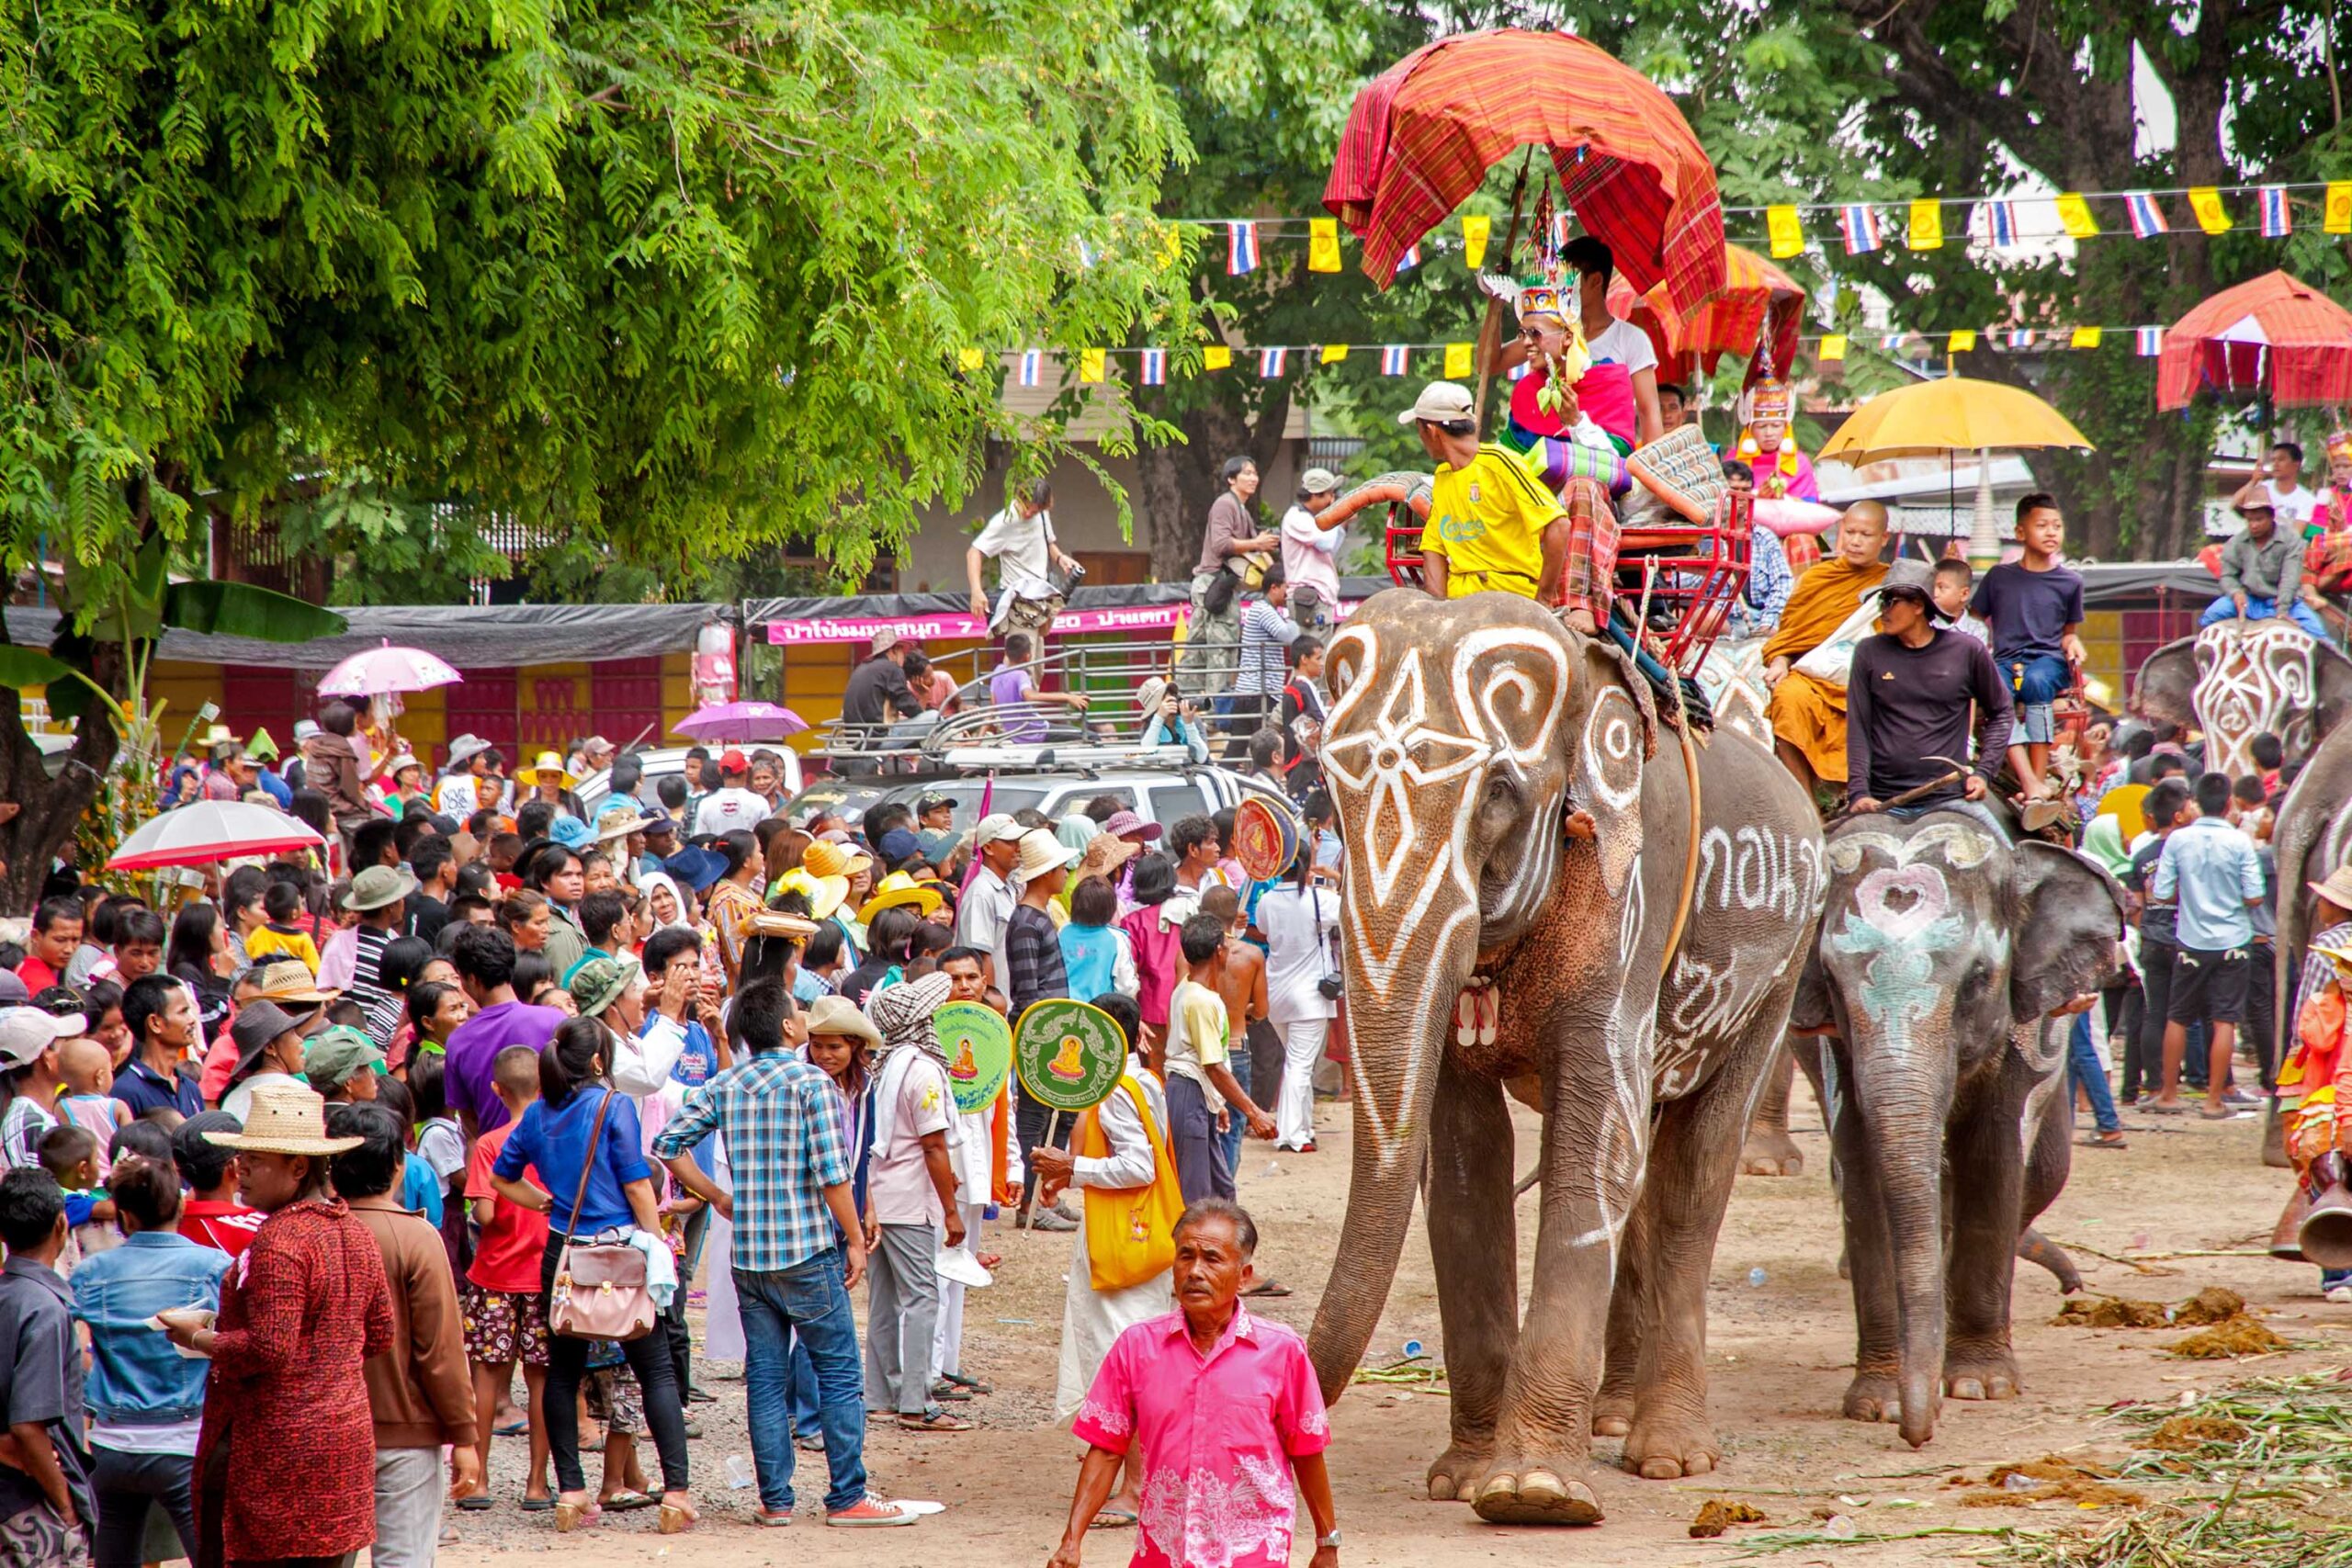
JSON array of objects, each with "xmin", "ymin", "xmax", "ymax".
[
  {"xmin": 1318, "ymin": 343, "xmax": 1349, "ymax": 365},
  {"xmin": 1948, "ymin": 328, "xmax": 1976, "ymax": 352},
  {"xmin": 2054, "ymin": 192, "xmax": 2099, "ymax": 239},
  {"xmin": 1202, "ymin": 344, "xmax": 1232, "ymax": 371},
  {"xmin": 1462, "ymin": 215, "xmax": 1491, "ymax": 269},
  {"xmin": 1818, "ymin": 333, "xmax": 1848, "ymax": 363},
  {"xmin": 2328, "ymin": 182, "xmax": 2352, "ymax": 234},
  {"xmin": 1766, "ymin": 205, "xmax": 1804, "ymax": 260},
  {"xmin": 1307, "ymin": 218, "xmax": 1342, "ymax": 274},
  {"xmin": 1443, "ymin": 342, "xmax": 1475, "ymax": 378},
  {"xmin": 1079, "ymin": 347, "xmax": 1106, "ymax": 384},
  {"xmin": 956, "ymin": 347, "xmax": 986, "ymax": 373},
  {"xmin": 2070, "ymin": 326, "xmax": 2103, "ymax": 349},
  {"xmin": 1907, "ymin": 199, "xmax": 1944, "ymax": 251},
  {"xmin": 2188, "ymin": 187, "xmax": 2232, "ymax": 234}
]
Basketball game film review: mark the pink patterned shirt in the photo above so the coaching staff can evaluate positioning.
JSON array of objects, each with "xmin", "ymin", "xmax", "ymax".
[{"xmin": 1071, "ymin": 1306, "xmax": 1330, "ymax": 1568}]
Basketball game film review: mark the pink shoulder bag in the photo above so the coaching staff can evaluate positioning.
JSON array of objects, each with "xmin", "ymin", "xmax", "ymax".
[{"xmin": 546, "ymin": 1089, "xmax": 657, "ymax": 1342}]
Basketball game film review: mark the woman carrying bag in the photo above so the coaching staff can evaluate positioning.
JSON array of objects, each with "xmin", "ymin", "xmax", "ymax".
[{"xmin": 490, "ymin": 1016, "xmax": 694, "ymax": 1533}]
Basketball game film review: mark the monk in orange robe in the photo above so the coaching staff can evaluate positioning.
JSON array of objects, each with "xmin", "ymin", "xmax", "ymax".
[{"xmin": 1763, "ymin": 502, "xmax": 1891, "ymax": 796}]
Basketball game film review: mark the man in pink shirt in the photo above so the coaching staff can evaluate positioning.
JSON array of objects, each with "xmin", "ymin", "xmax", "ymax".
[{"xmin": 1051, "ymin": 1199, "xmax": 1338, "ymax": 1568}]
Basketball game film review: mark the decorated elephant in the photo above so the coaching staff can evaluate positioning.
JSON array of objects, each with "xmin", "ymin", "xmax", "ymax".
[
  {"xmin": 1307, "ymin": 589, "xmax": 1826, "ymax": 1525},
  {"xmin": 1792, "ymin": 812, "xmax": 2123, "ymax": 1448},
  {"xmin": 1695, "ymin": 634, "xmax": 1772, "ymax": 748},
  {"xmin": 2272, "ymin": 722, "xmax": 2352, "ymax": 1108},
  {"xmin": 2133, "ymin": 619, "xmax": 2352, "ymax": 778}
]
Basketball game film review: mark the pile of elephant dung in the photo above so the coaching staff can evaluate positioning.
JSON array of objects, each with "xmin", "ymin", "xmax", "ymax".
[
  {"xmin": 2144, "ymin": 1414, "xmax": 2253, "ymax": 1451},
  {"xmin": 1687, "ymin": 1499, "xmax": 1770, "ymax": 1538},
  {"xmin": 1953, "ymin": 1455, "xmax": 2144, "ymax": 1511},
  {"xmin": 2052, "ymin": 1286, "xmax": 2250, "ymax": 1331},
  {"xmin": 2167, "ymin": 1314, "xmax": 2290, "ymax": 1359}
]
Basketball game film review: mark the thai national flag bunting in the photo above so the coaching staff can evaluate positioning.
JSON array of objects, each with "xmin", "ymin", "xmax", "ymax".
[
  {"xmin": 2123, "ymin": 192, "xmax": 2167, "ymax": 239},
  {"xmin": 1227, "ymin": 220, "xmax": 1259, "ymax": 276},
  {"xmin": 2007, "ymin": 330, "xmax": 2035, "ymax": 349},
  {"xmin": 1839, "ymin": 205, "xmax": 1882, "ymax": 255},
  {"xmin": 1140, "ymin": 348, "xmax": 1166, "ymax": 386},
  {"xmin": 2260, "ymin": 186, "xmax": 2290, "ymax": 237},
  {"xmin": 2136, "ymin": 326, "xmax": 2163, "ymax": 356},
  {"xmin": 1381, "ymin": 345, "xmax": 1409, "ymax": 376},
  {"xmin": 1017, "ymin": 350, "xmax": 1042, "ymax": 388},
  {"xmin": 1984, "ymin": 200, "xmax": 2019, "ymax": 247},
  {"xmin": 1397, "ymin": 243, "xmax": 1420, "ymax": 271},
  {"xmin": 1259, "ymin": 346, "xmax": 1287, "ymax": 378}
]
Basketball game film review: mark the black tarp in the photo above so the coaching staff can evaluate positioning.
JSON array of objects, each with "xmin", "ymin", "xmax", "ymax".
[{"xmin": 6, "ymin": 601, "xmax": 724, "ymax": 671}]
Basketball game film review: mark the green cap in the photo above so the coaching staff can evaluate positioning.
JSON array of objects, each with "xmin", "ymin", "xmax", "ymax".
[
  {"xmin": 302, "ymin": 1025, "xmax": 386, "ymax": 1089},
  {"xmin": 568, "ymin": 955, "xmax": 642, "ymax": 1020}
]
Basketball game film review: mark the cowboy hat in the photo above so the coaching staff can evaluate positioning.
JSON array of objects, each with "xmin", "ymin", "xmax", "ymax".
[
  {"xmin": 341, "ymin": 864, "xmax": 419, "ymax": 913},
  {"xmin": 773, "ymin": 866, "xmax": 847, "ymax": 921},
  {"xmin": 196, "ymin": 722, "xmax": 241, "ymax": 750},
  {"xmin": 857, "ymin": 871, "xmax": 944, "ymax": 925},
  {"xmin": 445, "ymin": 733, "xmax": 493, "ymax": 768},
  {"xmin": 1013, "ymin": 828, "xmax": 1082, "ymax": 883},
  {"xmin": 514, "ymin": 751, "xmax": 577, "ymax": 789},
  {"xmin": 203, "ymin": 1082, "xmax": 363, "ymax": 1156},
  {"xmin": 383, "ymin": 753, "xmax": 424, "ymax": 781},
  {"xmin": 2310, "ymin": 865, "xmax": 2352, "ymax": 911},
  {"xmin": 803, "ymin": 996, "xmax": 881, "ymax": 1048}
]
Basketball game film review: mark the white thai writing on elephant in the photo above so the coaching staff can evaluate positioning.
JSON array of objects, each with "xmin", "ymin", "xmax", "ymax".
[{"xmin": 1697, "ymin": 826, "xmax": 1828, "ymax": 920}]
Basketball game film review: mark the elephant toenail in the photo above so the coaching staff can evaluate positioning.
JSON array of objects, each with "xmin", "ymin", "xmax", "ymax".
[
  {"xmin": 1639, "ymin": 1458, "xmax": 1683, "ymax": 1479},
  {"xmin": 1476, "ymin": 1475, "xmax": 1519, "ymax": 1504},
  {"xmin": 1521, "ymin": 1472, "xmax": 1566, "ymax": 1504}
]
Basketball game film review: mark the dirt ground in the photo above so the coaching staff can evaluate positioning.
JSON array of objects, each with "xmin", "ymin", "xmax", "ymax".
[{"xmin": 447, "ymin": 1085, "xmax": 2352, "ymax": 1567}]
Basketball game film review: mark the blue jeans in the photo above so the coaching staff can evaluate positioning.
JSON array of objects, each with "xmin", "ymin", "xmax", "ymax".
[
  {"xmin": 1219, "ymin": 1049, "xmax": 1252, "ymax": 1178},
  {"xmin": 735, "ymin": 1250, "xmax": 866, "ymax": 1514},
  {"xmin": 1997, "ymin": 652, "xmax": 2071, "ymax": 744},
  {"xmin": 786, "ymin": 1335, "xmax": 821, "ymax": 1440},
  {"xmin": 2200, "ymin": 593, "xmax": 2330, "ymax": 640},
  {"xmin": 2068, "ymin": 1011, "xmax": 2122, "ymax": 1134}
]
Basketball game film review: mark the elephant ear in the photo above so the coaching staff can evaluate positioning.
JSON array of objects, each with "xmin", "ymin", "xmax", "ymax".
[
  {"xmin": 2312, "ymin": 639, "xmax": 2352, "ymax": 751},
  {"xmin": 2131, "ymin": 635, "xmax": 2199, "ymax": 733},
  {"xmin": 1557, "ymin": 636, "xmax": 1655, "ymax": 897},
  {"xmin": 2008, "ymin": 841, "xmax": 2128, "ymax": 1021}
]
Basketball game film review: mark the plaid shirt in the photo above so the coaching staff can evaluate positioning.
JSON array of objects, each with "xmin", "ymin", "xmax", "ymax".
[{"xmin": 650, "ymin": 1052, "xmax": 848, "ymax": 1273}]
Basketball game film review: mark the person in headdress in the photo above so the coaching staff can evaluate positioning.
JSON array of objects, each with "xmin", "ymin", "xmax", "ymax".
[{"xmin": 1736, "ymin": 377, "xmax": 1819, "ymax": 502}]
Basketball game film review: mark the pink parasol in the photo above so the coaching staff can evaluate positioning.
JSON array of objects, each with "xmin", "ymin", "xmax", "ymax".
[
  {"xmin": 316, "ymin": 640, "xmax": 463, "ymax": 698},
  {"xmin": 673, "ymin": 701, "xmax": 809, "ymax": 744},
  {"xmin": 108, "ymin": 801, "xmax": 325, "ymax": 871}
]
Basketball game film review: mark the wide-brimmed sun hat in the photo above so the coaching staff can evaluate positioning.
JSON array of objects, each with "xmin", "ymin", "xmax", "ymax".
[
  {"xmin": 249, "ymin": 960, "xmax": 337, "ymax": 1007},
  {"xmin": 341, "ymin": 864, "xmax": 419, "ymax": 913},
  {"xmin": 1013, "ymin": 828, "xmax": 1083, "ymax": 883},
  {"xmin": 515, "ymin": 752, "xmax": 576, "ymax": 789},
  {"xmin": 204, "ymin": 1082, "xmax": 364, "ymax": 1156},
  {"xmin": 770, "ymin": 866, "xmax": 846, "ymax": 921},
  {"xmin": 1101, "ymin": 809, "xmax": 1163, "ymax": 842},
  {"xmin": 803, "ymin": 996, "xmax": 881, "ymax": 1048},
  {"xmin": 857, "ymin": 871, "xmax": 944, "ymax": 925},
  {"xmin": 2310, "ymin": 865, "xmax": 2352, "ymax": 910},
  {"xmin": 445, "ymin": 733, "xmax": 493, "ymax": 768}
]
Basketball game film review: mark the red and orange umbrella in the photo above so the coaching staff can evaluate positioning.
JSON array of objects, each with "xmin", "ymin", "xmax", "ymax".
[
  {"xmin": 1605, "ymin": 243, "xmax": 1806, "ymax": 379},
  {"xmin": 2156, "ymin": 269, "xmax": 2352, "ymax": 410},
  {"xmin": 1324, "ymin": 29, "xmax": 1725, "ymax": 316}
]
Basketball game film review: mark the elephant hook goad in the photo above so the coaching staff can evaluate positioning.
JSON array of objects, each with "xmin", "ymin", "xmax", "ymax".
[
  {"xmin": 1306, "ymin": 589, "xmax": 1825, "ymax": 1524},
  {"xmin": 1793, "ymin": 812, "xmax": 2122, "ymax": 1448}
]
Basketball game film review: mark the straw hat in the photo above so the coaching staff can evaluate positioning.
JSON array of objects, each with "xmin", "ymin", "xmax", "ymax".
[
  {"xmin": 1079, "ymin": 832, "xmax": 1142, "ymax": 881},
  {"xmin": 801, "ymin": 840, "xmax": 854, "ymax": 880},
  {"xmin": 515, "ymin": 751, "xmax": 577, "ymax": 789},
  {"xmin": 203, "ymin": 1082, "xmax": 363, "ymax": 1156},
  {"xmin": 2319, "ymin": 942, "xmax": 2352, "ymax": 982},
  {"xmin": 803, "ymin": 996, "xmax": 881, "ymax": 1048},
  {"xmin": 595, "ymin": 805, "xmax": 662, "ymax": 842},
  {"xmin": 1013, "ymin": 828, "xmax": 1083, "ymax": 883},
  {"xmin": 744, "ymin": 908, "xmax": 821, "ymax": 942},
  {"xmin": 857, "ymin": 871, "xmax": 943, "ymax": 924},
  {"xmin": 2311, "ymin": 865, "xmax": 2352, "ymax": 912},
  {"xmin": 775, "ymin": 864, "xmax": 847, "ymax": 920},
  {"xmin": 250, "ymin": 959, "xmax": 338, "ymax": 1007}
]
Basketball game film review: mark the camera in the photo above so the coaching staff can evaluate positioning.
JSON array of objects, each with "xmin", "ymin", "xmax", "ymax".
[{"xmin": 1317, "ymin": 974, "xmax": 1343, "ymax": 1001}]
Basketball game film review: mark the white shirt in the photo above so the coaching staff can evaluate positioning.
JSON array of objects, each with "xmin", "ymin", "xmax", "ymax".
[
  {"xmin": 1258, "ymin": 885, "xmax": 1340, "ymax": 1025},
  {"xmin": 1280, "ymin": 505, "xmax": 1342, "ymax": 604},
  {"xmin": 693, "ymin": 787, "xmax": 771, "ymax": 837},
  {"xmin": 1587, "ymin": 317, "xmax": 1660, "ymax": 376},
  {"xmin": 2263, "ymin": 480, "xmax": 2319, "ymax": 525},
  {"xmin": 972, "ymin": 503, "xmax": 1059, "ymax": 623},
  {"xmin": 434, "ymin": 774, "xmax": 481, "ymax": 818}
]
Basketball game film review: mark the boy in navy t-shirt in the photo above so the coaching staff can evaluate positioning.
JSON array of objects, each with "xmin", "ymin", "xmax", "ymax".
[{"xmin": 1971, "ymin": 491, "xmax": 2086, "ymax": 805}]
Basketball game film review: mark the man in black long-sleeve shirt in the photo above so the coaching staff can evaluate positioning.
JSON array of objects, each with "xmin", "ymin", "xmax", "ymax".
[{"xmin": 1846, "ymin": 560, "xmax": 2015, "ymax": 815}]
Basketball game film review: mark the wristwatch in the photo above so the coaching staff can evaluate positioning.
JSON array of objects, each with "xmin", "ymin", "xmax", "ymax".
[{"xmin": 1317, "ymin": 1529, "xmax": 1341, "ymax": 1549}]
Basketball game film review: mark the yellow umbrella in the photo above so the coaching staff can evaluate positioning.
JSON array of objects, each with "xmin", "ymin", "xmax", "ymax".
[{"xmin": 1817, "ymin": 375, "xmax": 2095, "ymax": 464}]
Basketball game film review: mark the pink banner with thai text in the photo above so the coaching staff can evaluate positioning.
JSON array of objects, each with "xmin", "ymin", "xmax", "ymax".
[{"xmin": 763, "ymin": 604, "xmax": 1188, "ymax": 646}]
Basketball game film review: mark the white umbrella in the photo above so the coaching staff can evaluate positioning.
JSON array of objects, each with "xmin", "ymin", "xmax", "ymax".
[
  {"xmin": 107, "ymin": 802, "xmax": 324, "ymax": 872},
  {"xmin": 316, "ymin": 639, "xmax": 462, "ymax": 698}
]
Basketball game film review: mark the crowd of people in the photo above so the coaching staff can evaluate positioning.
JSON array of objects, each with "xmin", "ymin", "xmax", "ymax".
[{"xmin": 0, "ymin": 673, "xmax": 1350, "ymax": 1562}]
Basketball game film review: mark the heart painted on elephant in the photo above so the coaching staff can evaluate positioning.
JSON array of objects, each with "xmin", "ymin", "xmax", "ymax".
[{"xmin": 1854, "ymin": 864, "xmax": 1948, "ymax": 942}]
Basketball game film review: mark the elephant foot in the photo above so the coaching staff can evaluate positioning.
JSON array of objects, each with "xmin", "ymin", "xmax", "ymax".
[
  {"xmin": 1590, "ymin": 1387, "xmax": 1635, "ymax": 1438},
  {"xmin": 1942, "ymin": 1346, "xmax": 2020, "ymax": 1403},
  {"xmin": 1737, "ymin": 1127, "xmax": 1805, "ymax": 1178},
  {"xmin": 1469, "ymin": 1459, "xmax": 1604, "ymax": 1526},
  {"xmin": 1426, "ymin": 1440, "xmax": 1494, "ymax": 1502},
  {"xmin": 1622, "ymin": 1413, "xmax": 1721, "ymax": 1480},
  {"xmin": 1842, "ymin": 1368, "xmax": 1903, "ymax": 1424}
]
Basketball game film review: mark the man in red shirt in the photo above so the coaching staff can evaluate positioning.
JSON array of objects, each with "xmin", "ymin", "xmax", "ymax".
[
  {"xmin": 17, "ymin": 897, "xmax": 83, "ymax": 995},
  {"xmin": 170, "ymin": 1112, "xmax": 264, "ymax": 1258}
]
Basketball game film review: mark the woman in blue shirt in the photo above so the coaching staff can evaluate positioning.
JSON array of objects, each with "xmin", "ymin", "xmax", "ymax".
[{"xmin": 491, "ymin": 1017, "xmax": 693, "ymax": 1531}]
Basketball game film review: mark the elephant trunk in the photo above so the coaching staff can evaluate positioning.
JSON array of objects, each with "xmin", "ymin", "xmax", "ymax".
[
  {"xmin": 1857, "ymin": 1061, "xmax": 1953, "ymax": 1449},
  {"xmin": 1306, "ymin": 939, "xmax": 1470, "ymax": 1405}
]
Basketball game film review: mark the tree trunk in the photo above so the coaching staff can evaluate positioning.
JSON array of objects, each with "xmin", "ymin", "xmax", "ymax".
[
  {"xmin": 1137, "ymin": 383, "xmax": 1294, "ymax": 583},
  {"xmin": 0, "ymin": 624, "xmax": 121, "ymax": 916}
]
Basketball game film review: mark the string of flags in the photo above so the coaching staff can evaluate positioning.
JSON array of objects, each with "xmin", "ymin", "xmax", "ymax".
[
  {"xmin": 980, "ymin": 324, "xmax": 2189, "ymax": 387},
  {"xmin": 1174, "ymin": 182, "xmax": 2352, "ymax": 276}
]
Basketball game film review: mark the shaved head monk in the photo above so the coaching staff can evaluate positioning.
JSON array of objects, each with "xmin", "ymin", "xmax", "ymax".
[{"xmin": 1762, "ymin": 501, "xmax": 1891, "ymax": 799}]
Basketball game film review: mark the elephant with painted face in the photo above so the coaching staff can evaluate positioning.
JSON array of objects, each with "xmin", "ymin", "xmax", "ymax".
[
  {"xmin": 2133, "ymin": 620, "xmax": 2352, "ymax": 778},
  {"xmin": 2272, "ymin": 722, "xmax": 2352, "ymax": 1077},
  {"xmin": 1307, "ymin": 590, "xmax": 1825, "ymax": 1525},
  {"xmin": 1792, "ymin": 812, "xmax": 2122, "ymax": 1448}
]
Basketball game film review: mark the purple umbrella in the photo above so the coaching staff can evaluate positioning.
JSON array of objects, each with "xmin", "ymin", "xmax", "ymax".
[{"xmin": 673, "ymin": 701, "xmax": 809, "ymax": 743}]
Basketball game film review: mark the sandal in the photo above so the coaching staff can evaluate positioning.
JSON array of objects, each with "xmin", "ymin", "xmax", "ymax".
[
  {"xmin": 1242, "ymin": 1279, "xmax": 1293, "ymax": 1298},
  {"xmin": 943, "ymin": 1371, "xmax": 993, "ymax": 1394},
  {"xmin": 899, "ymin": 1408, "xmax": 975, "ymax": 1432},
  {"xmin": 520, "ymin": 1496, "xmax": 556, "ymax": 1513},
  {"xmin": 2080, "ymin": 1132, "xmax": 2129, "ymax": 1149},
  {"xmin": 457, "ymin": 1492, "xmax": 497, "ymax": 1512},
  {"xmin": 492, "ymin": 1418, "xmax": 529, "ymax": 1437},
  {"xmin": 602, "ymin": 1488, "xmax": 658, "ymax": 1512},
  {"xmin": 658, "ymin": 1498, "xmax": 699, "ymax": 1534},
  {"xmin": 553, "ymin": 1499, "xmax": 602, "ymax": 1533},
  {"xmin": 1091, "ymin": 1506, "xmax": 1139, "ymax": 1529}
]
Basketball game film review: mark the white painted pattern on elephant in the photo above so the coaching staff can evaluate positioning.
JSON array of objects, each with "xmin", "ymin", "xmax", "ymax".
[
  {"xmin": 2193, "ymin": 621, "xmax": 2317, "ymax": 777},
  {"xmin": 1320, "ymin": 623, "xmax": 1571, "ymax": 1168},
  {"xmin": 1658, "ymin": 948, "xmax": 1783, "ymax": 1090},
  {"xmin": 1698, "ymin": 826, "xmax": 1828, "ymax": 919},
  {"xmin": 1822, "ymin": 860, "xmax": 1963, "ymax": 1066},
  {"xmin": 1696, "ymin": 636, "xmax": 1771, "ymax": 746},
  {"xmin": 1826, "ymin": 820, "xmax": 1994, "ymax": 876},
  {"xmin": 2014, "ymin": 1019, "xmax": 2067, "ymax": 1159}
]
